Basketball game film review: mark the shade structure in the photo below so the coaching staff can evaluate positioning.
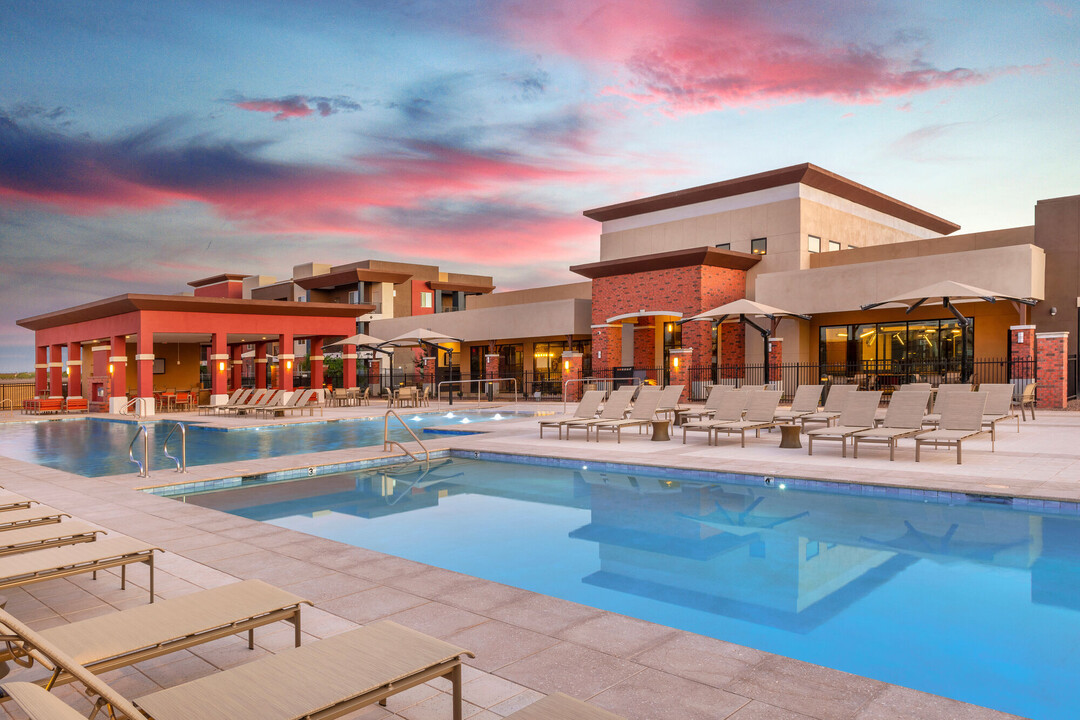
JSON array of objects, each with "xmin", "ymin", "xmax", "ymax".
[
  {"xmin": 325, "ymin": 333, "xmax": 386, "ymax": 349},
  {"xmin": 378, "ymin": 328, "xmax": 462, "ymax": 349},
  {"xmin": 683, "ymin": 299, "xmax": 810, "ymax": 383}
]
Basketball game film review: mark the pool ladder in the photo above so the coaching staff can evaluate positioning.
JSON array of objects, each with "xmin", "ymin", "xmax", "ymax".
[
  {"xmin": 128, "ymin": 422, "xmax": 189, "ymax": 478},
  {"xmin": 383, "ymin": 410, "xmax": 430, "ymax": 467}
]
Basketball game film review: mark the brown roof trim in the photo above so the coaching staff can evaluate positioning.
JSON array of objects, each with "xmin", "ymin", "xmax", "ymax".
[
  {"xmin": 294, "ymin": 268, "xmax": 413, "ymax": 290},
  {"xmin": 583, "ymin": 163, "xmax": 960, "ymax": 235},
  {"xmin": 428, "ymin": 281, "xmax": 495, "ymax": 294},
  {"xmin": 17, "ymin": 294, "xmax": 373, "ymax": 331},
  {"xmin": 570, "ymin": 246, "xmax": 760, "ymax": 279},
  {"xmin": 187, "ymin": 273, "xmax": 250, "ymax": 287}
]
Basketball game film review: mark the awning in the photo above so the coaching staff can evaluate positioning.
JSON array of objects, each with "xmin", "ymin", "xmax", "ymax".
[{"xmin": 605, "ymin": 310, "xmax": 683, "ymax": 324}]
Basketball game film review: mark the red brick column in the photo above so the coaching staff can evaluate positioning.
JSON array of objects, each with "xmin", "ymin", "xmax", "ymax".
[
  {"xmin": 682, "ymin": 321, "xmax": 713, "ymax": 368},
  {"xmin": 67, "ymin": 342, "xmax": 82, "ymax": 399},
  {"xmin": 668, "ymin": 348, "xmax": 692, "ymax": 402},
  {"xmin": 591, "ymin": 325, "xmax": 621, "ymax": 372},
  {"xmin": 719, "ymin": 324, "xmax": 745, "ymax": 379},
  {"xmin": 310, "ymin": 338, "xmax": 324, "ymax": 390},
  {"xmin": 109, "ymin": 335, "xmax": 128, "ymax": 413},
  {"xmin": 633, "ymin": 324, "xmax": 655, "ymax": 368},
  {"xmin": 254, "ymin": 341, "xmax": 269, "ymax": 389},
  {"xmin": 278, "ymin": 333, "xmax": 294, "ymax": 394},
  {"xmin": 49, "ymin": 344, "xmax": 64, "ymax": 398},
  {"xmin": 342, "ymin": 344, "xmax": 357, "ymax": 389},
  {"xmin": 1010, "ymin": 325, "xmax": 1036, "ymax": 378},
  {"xmin": 230, "ymin": 345, "xmax": 244, "ymax": 391},
  {"xmin": 368, "ymin": 357, "xmax": 380, "ymax": 389},
  {"xmin": 1035, "ymin": 331, "xmax": 1068, "ymax": 409},
  {"xmin": 484, "ymin": 353, "xmax": 500, "ymax": 400},
  {"xmin": 768, "ymin": 338, "xmax": 783, "ymax": 382},
  {"xmin": 561, "ymin": 351, "xmax": 583, "ymax": 401},
  {"xmin": 209, "ymin": 333, "xmax": 228, "ymax": 405},
  {"xmin": 34, "ymin": 346, "xmax": 48, "ymax": 395},
  {"xmin": 135, "ymin": 333, "xmax": 154, "ymax": 415},
  {"xmin": 422, "ymin": 356, "xmax": 436, "ymax": 389}
]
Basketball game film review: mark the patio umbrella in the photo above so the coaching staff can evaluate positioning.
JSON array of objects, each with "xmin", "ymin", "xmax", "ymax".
[
  {"xmin": 325, "ymin": 333, "xmax": 388, "ymax": 352},
  {"xmin": 860, "ymin": 281, "xmax": 1037, "ymax": 381},
  {"xmin": 378, "ymin": 328, "xmax": 461, "ymax": 355},
  {"xmin": 682, "ymin": 299, "xmax": 811, "ymax": 382}
]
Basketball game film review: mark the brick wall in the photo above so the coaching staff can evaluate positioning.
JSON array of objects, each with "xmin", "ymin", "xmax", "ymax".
[
  {"xmin": 633, "ymin": 325, "xmax": 656, "ymax": 367},
  {"xmin": 719, "ymin": 323, "xmax": 745, "ymax": 377},
  {"xmin": 768, "ymin": 338, "xmax": 783, "ymax": 382},
  {"xmin": 593, "ymin": 326, "xmax": 621, "ymax": 372},
  {"xmin": 1035, "ymin": 332, "xmax": 1068, "ymax": 409}
]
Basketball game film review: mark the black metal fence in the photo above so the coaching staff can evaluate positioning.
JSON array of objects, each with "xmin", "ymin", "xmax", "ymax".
[{"xmin": 1069, "ymin": 354, "xmax": 1077, "ymax": 400}]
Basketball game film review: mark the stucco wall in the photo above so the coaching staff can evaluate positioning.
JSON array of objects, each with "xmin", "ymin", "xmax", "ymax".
[{"xmin": 369, "ymin": 298, "xmax": 592, "ymax": 343}]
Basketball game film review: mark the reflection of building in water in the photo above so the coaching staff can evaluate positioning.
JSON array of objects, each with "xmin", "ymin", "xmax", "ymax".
[
  {"xmin": 1032, "ymin": 516, "xmax": 1080, "ymax": 611},
  {"xmin": 572, "ymin": 481, "xmax": 1039, "ymax": 632}
]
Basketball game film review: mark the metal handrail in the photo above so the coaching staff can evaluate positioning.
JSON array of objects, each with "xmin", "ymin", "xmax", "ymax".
[
  {"xmin": 162, "ymin": 422, "xmax": 188, "ymax": 474},
  {"xmin": 128, "ymin": 424, "xmax": 150, "ymax": 478},
  {"xmin": 382, "ymin": 409, "xmax": 430, "ymax": 466},
  {"xmin": 562, "ymin": 376, "xmax": 643, "ymax": 413},
  {"xmin": 435, "ymin": 377, "xmax": 520, "ymax": 408},
  {"xmin": 0, "ymin": 399, "xmax": 12, "ymax": 417},
  {"xmin": 119, "ymin": 397, "xmax": 148, "ymax": 417}
]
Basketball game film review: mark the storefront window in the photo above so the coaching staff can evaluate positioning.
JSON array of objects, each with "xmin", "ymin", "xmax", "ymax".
[
  {"xmin": 531, "ymin": 342, "xmax": 564, "ymax": 374},
  {"xmin": 820, "ymin": 326, "xmax": 849, "ymax": 367},
  {"xmin": 818, "ymin": 319, "xmax": 975, "ymax": 369}
]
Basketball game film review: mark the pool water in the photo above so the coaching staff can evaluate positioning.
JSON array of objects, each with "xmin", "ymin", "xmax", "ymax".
[
  {"xmin": 0, "ymin": 411, "xmax": 527, "ymax": 477},
  {"xmin": 180, "ymin": 457, "xmax": 1080, "ymax": 720}
]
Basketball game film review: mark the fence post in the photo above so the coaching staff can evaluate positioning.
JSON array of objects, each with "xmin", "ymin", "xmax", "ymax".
[
  {"xmin": 561, "ymin": 351, "xmax": 583, "ymax": 402},
  {"xmin": 1035, "ymin": 332, "xmax": 1068, "ymax": 409},
  {"xmin": 668, "ymin": 349, "xmax": 692, "ymax": 402}
]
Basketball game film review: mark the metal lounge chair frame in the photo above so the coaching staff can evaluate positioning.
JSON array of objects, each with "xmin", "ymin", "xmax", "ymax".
[
  {"xmin": 978, "ymin": 383, "xmax": 1020, "ymax": 440},
  {"xmin": 562, "ymin": 392, "xmax": 633, "ymax": 440},
  {"xmin": 590, "ymin": 392, "xmax": 663, "ymax": 443},
  {"xmin": 678, "ymin": 384, "xmax": 732, "ymax": 423},
  {"xmin": 0, "ymin": 521, "xmax": 106, "ymax": 557},
  {"xmin": 772, "ymin": 384, "xmax": 823, "ymax": 423},
  {"xmin": 0, "ymin": 506, "xmax": 71, "ymax": 532},
  {"xmin": 915, "ymin": 391, "xmax": 992, "ymax": 465},
  {"xmin": 806, "ymin": 391, "xmax": 882, "ymax": 457},
  {"xmin": 799, "ymin": 384, "xmax": 857, "ymax": 430},
  {"xmin": 682, "ymin": 391, "xmax": 752, "ymax": 444},
  {"xmin": 0, "ymin": 536, "xmax": 161, "ymax": 601},
  {"xmin": 538, "ymin": 390, "xmax": 605, "ymax": 438},
  {"xmin": 709, "ymin": 391, "xmax": 784, "ymax": 447}
]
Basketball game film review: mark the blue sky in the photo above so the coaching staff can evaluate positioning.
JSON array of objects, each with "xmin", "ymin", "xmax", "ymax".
[{"xmin": 2, "ymin": 0, "xmax": 1078, "ymax": 370}]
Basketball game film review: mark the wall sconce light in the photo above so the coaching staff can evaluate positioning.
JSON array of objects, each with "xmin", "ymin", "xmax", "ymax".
[
  {"xmin": 673, "ymin": 356, "xmax": 680, "ymax": 368},
  {"xmin": 286, "ymin": 360, "xmax": 293, "ymax": 371},
  {"xmin": 218, "ymin": 361, "xmax": 226, "ymax": 372},
  {"xmin": 108, "ymin": 363, "xmax": 114, "ymax": 375},
  {"xmin": 1050, "ymin": 307, "xmax": 1058, "ymax": 316},
  {"xmin": 563, "ymin": 360, "xmax": 570, "ymax": 371}
]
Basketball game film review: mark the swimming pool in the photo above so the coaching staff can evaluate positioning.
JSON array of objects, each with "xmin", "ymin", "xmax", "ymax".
[
  {"xmin": 178, "ymin": 455, "xmax": 1080, "ymax": 720},
  {"xmin": 0, "ymin": 411, "xmax": 529, "ymax": 477}
]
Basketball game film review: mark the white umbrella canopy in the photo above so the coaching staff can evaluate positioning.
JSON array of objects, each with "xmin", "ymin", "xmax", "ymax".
[
  {"xmin": 861, "ymin": 281, "xmax": 1038, "ymax": 312},
  {"xmin": 687, "ymin": 299, "xmax": 811, "ymax": 324},
  {"xmin": 379, "ymin": 328, "xmax": 462, "ymax": 348},
  {"xmin": 324, "ymin": 333, "xmax": 386, "ymax": 348}
]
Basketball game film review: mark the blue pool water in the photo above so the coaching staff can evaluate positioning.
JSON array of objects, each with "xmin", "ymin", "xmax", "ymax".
[
  {"xmin": 180, "ymin": 456, "xmax": 1080, "ymax": 719},
  {"xmin": 0, "ymin": 412, "xmax": 526, "ymax": 477}
]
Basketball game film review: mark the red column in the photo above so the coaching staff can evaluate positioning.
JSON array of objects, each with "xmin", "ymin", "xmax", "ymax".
[
  {"xmin": 135, "ymin": 333, "xmax": 154, "ymax": 414},
  {"xmin": 591, "ymin": 326, "xmax": 621, "ymax": 373},
  {"xmin": 230, "ymin": 345, "xmax": 243, "ymax": 391},
  {"xmin": 254, "ymin": 341, "xmax": 268, "ymax": 389},
  {"xmin": 768, "ymin": 338, "xmax": 783, "ymax": 383},
  {"xmin": 67, "ymin": 342, "xmax": 82, "ymax": 398},
  {"xmin": 561, "ymin": 351, "xmax": 583, "ymax": 401},
  {"xmin": 668, "ymin": 348, "xmax": 692, "ymax": 402},
  {"xmin": 421, "ymin": 356, "xmax": 436, "ymax": 389},
  {"xmin": 368, "ymin": 357, "xmax": 379, "ymax": 389},
  {"xmin": 278, "ymin": 333, "xmax": 294, "ymax": 393},
  {"xmin": 1010, "ymin": 325, "xmax": 1036, "ymax": 379},
  {"xmin": 683, "ymin": 320, "xmax": 714, "ymax": 369},
  {"xmin": 49, "ymin": 343, "xmax": 64, "ymax": 398},
  {"xmin": 109, "ymin": 335, "xmax": 127, "ymax": 412},
  {"xmin": 485, "ymin": 353, "xmax": 500, "ymax": 378},
  {"xmin": 34, "ymin": 346, "xmax": 47, "ymax": 395},
  {"xmin": 310, "ymin": 338, "xmax": 324, "ymax": 389},
  {"xmin": 719, "ymin": 324, "xmax": 745, "ymax": 380},
  {"xmin": 1035, "ymin": 331, "xmax": 1068, "ymax": 409},
  {"xmin": 343, "ymin": 344, "xmax": 357, "ymax": 390},
  {"xmin": 210, "ymin": 333, "xmax": 228, "ymax": 403}
]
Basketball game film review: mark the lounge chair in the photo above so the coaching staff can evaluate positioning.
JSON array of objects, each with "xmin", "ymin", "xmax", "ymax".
[
  {"xmin": 0, "ymin": 506, "xmax": 71, "ymax": 531},
  {"xmin": 505, "ymin": 692, "xmax": 625, "ymax": 719},
  {"xmin": 231, "ymin": 389, "xmax": 279, "ymax": 416},
  {"xmin": 0, "ymin": 520, "xmax": 106, "ymax": 556},
  {"xmin": 539, "ymin": 390, "xmax": 605, "ymax": 438},
  {"xmin": 798, "ymin": 384, "xmax": 857, "ymax": 430},
  {"xmin": 198, "ymin": 388, "xmax": 249, "ymax": 416},
  {"xmin": 0, "ymin": 580, "xmax": 310, "ymax": 688},
  {"xmin": 0, "ymin": 489, "xmax": 36, "ymax": 512},
  {"xmin": 0, "ymin": 535, "xmax": 161, "ymax": 601},
  {"xmin": 806, "ymin": 391, "xmax": 882, "ymax": 457},
  {"xmin": 978, "ymin": 383, "xmax": 1019, "ymax": 440},
  {"xmin": 682, "ymin": 391, "xmax": 752, "ymax": 444},
  {"xmin": 563, "ymin": 392, "xmax": 632, "ymax": 440},
  {"xmin": 709, "ymin": 390, "xmax": 783, "ymax": 448},
  {"xmin": 773, "ymin": 384, "xmax": 823, "ymax": 423},
  {"xmin": 1014, "ymin": 382, "xmax": 1036, "ymax": 421},
  {"xmin": 915, "ymin": 391, "xmax": 991, "ymax": 464},
  {"xmin": 2, "ymin": 618, "xmax": 474, "ymax": 720},
  {"xmin": 852, "ymin": 389, "xmax": 932, "ymax": 460},
  {"xmin": 655, "ymin": 384, "xmax": 687, "ymax": 421},
  {"xmin": 874, "ymin": 383, "xmax": 931, "ymax": 424},
  {"xmin": 217, "ymin": 388, "xmax": 267, "ymax": 416},
  {"xmin": 679, "ymin": 384, "xmax": 732, "ymax": 422},
  {"xmin": 591, "ymin": 391, "xmax": 663, "ymax": 443},
  {"xmin": 255, "ymin": 389, "xmax": 311, "ymax": 418},
  {"xmin": 925, "ymin": 383, "xmax": 972, "ymax": 422}
]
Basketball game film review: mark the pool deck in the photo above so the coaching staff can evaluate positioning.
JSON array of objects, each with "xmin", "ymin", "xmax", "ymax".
[{"xmin": 1, "ymin": 400, "xmax": 1068, "ymax": 719}]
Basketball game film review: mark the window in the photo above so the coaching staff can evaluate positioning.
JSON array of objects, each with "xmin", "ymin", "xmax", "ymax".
[
  {"xmin": 347, "ymin": 290, "xmax": 360, "ymax": 304},
  {"xmin": 828, "ymin": 240, "xmax": 842, "ymax": 252},
  {"xmin": 532, "ymin": 342, "xmax": 565, "ymax": 373},
  {"xmin": 751, "ymin": 238, "xmax": 767, "ymax": 255},
  {"xmin": 715, "ymin": 243, "xmax": 731, "ymax": 250},
  {"xmin": 420, "ymin": 292, "xmax": 433, "ymax": 309},
  {"xmin": 808, "ymin": 235, "xmax": 821, "ymax": 253},
  {"xmin": 819, "ymin": 319, "xmax": 975, "ymax": 367}
]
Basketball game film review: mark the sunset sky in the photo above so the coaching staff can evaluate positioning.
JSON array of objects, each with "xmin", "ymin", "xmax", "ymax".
[{"xmin": 2, "ymin": 0, "xmax": 1078, "ymax": 370}]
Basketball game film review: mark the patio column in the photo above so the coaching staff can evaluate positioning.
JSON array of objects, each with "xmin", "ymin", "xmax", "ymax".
[
  {"xmin": 421, "ymin": 355, "xmax": 436, "ymax": 390},
  {"xmin": 1035, "ymin": 331, "xmax": 1068, "ymax": 409},
  {"xmin": 108, "ymin": 335, "xmax": 128, "ymax": 413},
  {"xmin": 278, "ymin": 332, "xmax": 294, "ymax": 396},
  {"xmin": 719, "ymin": 324, "xmax": 745, "ymax": 380},
  {"xmin": 1010, "ymin": 325, "xmax": 1036, "ymax": 386},
  {"xmin": 49, "ymin": 344, "xmax": 64, "ymax": 398},
  {"xmin": 310, "ymin": 337, "xmax": 324, "ymax": 389},
  {"xmin": 591, "ymin": 325, "xmax": 621, "ymax": 373},
  {"xmin": 34, "ymin": 346, "xmax": 47, "ymax": 395},
  {"xmin": 209, "ymin": 332, "xmax": 228, "ymax": 405},
  {"xmin": 135, "ymin": 333, "xmax": 155, "ymax": 416},
  {"xmin": 254, "ymin": 341, "xmax": 268, "ymax": 389},
  {"xmin": 768, "ymin": 338, "xmax": 783, "ymax": 383},
  {"xmin": 66, "ymin": 342, "xmax": 82, "ymax": 398},
  {"xmin": 485, "ymin": 353, "xmax": 499, "ymax": 402},
  {"xmin": 230, "ymin": 345, "xmax": 243, "ymax": 391},
  {"xmin": 368, "ymin": 357, "xmax": 379, "ymax": 389},
  {"xmin": 561, "ymin": 351, "xmax": 583, "ymax": 402},
  {"xmin": 342, "ymin": 344, "xmax": 357, "ymax": 389},
  {"xmin": 668, "ymin": 348, "xmax": 692, "ymax": 402}
]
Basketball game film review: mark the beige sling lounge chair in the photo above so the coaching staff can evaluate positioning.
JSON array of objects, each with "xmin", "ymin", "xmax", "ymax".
[
  {"xmin": 0, "ymin": 490, "xmax": 36, "ymax": 512},
  {"xmin": 852, "ymin": 389, "xmax": 931, "ymax": 460},
  {"xmin": 1, "ymin": 618, "xmax": 474, "ymax": 720},
  {"xmin": 709, "ymin": 391, "xmax": 783, "ymax": 448},
  {"xmin": 978, "ymin": 383, "xmax": 1019, "ymax": 440},
  {"xmin": 773, "ymin": 384, "xmax": 823, "ymax": 423},
  {"xmin": 799, "ymin": 384, "xmax": 857, "ymax": 430},
  {"xmin": 874, "ymin": 383, "xmax": 931, "ymax": 424},
  {"xmin": 0, "ymin": 580, "xmax": 310, "ymax": 689},
  {"xmin": 199, "ymin": 388, "xmax": 250, "ymax": 416},
  {"xmin": 655, "ymin": 384, "xmax": 687, "ymax": 420},
  {"xmin": 806, "ymin": 391, "xmax": 882, "ymax": 457},
  {"xmin": 915, "ymin": 391, "xmax": 991, "ymax": 464},
  {"xmin": 591, "ymin": 392, "xmax": 662, "ymax": 443},
  {"xmin": 925, "ymin": 383, "xmax": 972, "ymax": 422},
  {"xmin": 682, "ymin": 391, "xmax": 751, "ymax": 444},
  {"xmin": 0, "ymin": 521, "xmax": 105, "ymax": 557},
  {"xmin": 539, "ymin": 390, "xmax": 605, "ymax": 438},
  {"xmin": 563, "ymin": 392, "xmax": 632, "ymax": 440},
  {"xmin": 0, "ymin": 506, "xmax": 71, "ymax": 532},
  {"xmin": 679, "ymin": 384, "xmax": 732, "ymax": 422},
  {"xmin": 0, "ymin": 536, "xmax": 161, "ymax": 601},
  {"xmin": 505, "ymin": 692, "xmax": 626, "ymax": 719},
  {"xmin": 1014, "ymin": 382, "xmax": 1036, "ymax": 421}
]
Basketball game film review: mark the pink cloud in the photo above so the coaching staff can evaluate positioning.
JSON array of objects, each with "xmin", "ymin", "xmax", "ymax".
[{"xmin": 234, "ymin": 97, "xmax": 314, "ymax": 121}]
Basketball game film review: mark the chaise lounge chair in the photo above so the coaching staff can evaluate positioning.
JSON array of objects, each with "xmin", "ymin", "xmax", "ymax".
[
  {"xmin": 798, "ymin": 384, "xmax": 857, "ymax": 430},
  {"xmin": 539, "ymin": 390, "xmax": 605, "ymax": 438},
  {"xmin": 655, "ymin": 384, "xmax": 687, "ymax": 422},
  {"xmin": 978, "ymin": 383, "xmax": 1019, "ymax": 440},
  {"xmin": 591, "ymin": 391, "xmax": 662, "ymax": 443},
  {"xmin": 0, "ymin": 580, "xmax": 310, "ymax": 689},
  {"xmin": 0, "ymin": 535, "xmax": 161, "ymax": 601},
  {"xmin": 679, "ymin": 384, "xmax": 732, "ymax": 422},
  {"xmin": 806, "ymin": 391, "xmax": 882, "ymax": 457},
  {"xmin": 915, "ymin": 391, "xmax": 991, "ymax": 465},
  {"xmin": 772, "ymin": 384, "xmax": 823, "ymax": 424},
  {"xmin": 2, "ymin": 617, "xmax": 475, "ymax": 720},
  {"xmin": 709, "ymin": 390, "xmax": 783, "ymax": 448},
  {"xmin": 0, "ymin": 506, "xmax": 71, "ymax": 531},
  {"xmin": 681, "ymin": 391, "xmax": 752, "ymax": 444},
  {"xmin": 924, "ymin": 383, "xmax": 972, "ymax": 424},
  {"xmin": 0, "ymin": 490, "xmax": 37, "ymax": 512},
  {"xmin": 873, "ymin": 383, "xmax": 931, "ymax": 424},
  {"xmin": 852, "ymin": 389, "xmax": 932, "ymax": 460},
  {"xmin": 563, "ymin": 392, "xmax": 633, "ymax": 440},
  {"xmin": 505, "ymin": 692, "xmax": 626, "ymax": 719},
  {"xmin": 198, "ymin": 388, "xmax": 249, "ymax": 416},
  {"xmin": 0, "ymin": 520, "xmax": 106, "ymax": 556}
]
